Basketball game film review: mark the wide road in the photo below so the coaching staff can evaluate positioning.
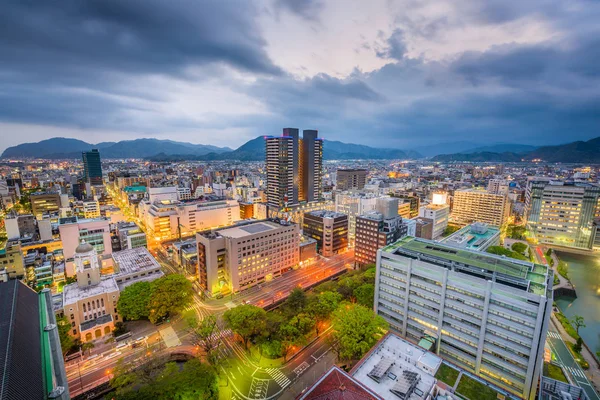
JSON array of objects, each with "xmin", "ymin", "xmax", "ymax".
[{"xmin": 546, "ymin": 322, "xmax": 600, "ymax": 400}]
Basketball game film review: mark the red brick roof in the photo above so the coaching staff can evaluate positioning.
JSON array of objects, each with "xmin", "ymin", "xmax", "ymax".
[{"xmin": 297, "ymin": 366, "xmax": 382, "ymax": 400}]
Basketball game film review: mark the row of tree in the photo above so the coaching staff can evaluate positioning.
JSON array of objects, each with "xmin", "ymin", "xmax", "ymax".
[
  {"xmin": 117, "ymin": 274, "xmax": 194, "ymax": 323},
  {"xmin": 220, "ymin": 266, "xmax": 387, "ymax": 363}
]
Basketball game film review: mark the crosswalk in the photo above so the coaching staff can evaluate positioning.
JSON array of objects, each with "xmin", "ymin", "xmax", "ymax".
[
  {"xmin": 564, "ymin": 365, "xmax": 587, "ymax": 379},
  {"xmin": 207, "ymin": 329, "xmax": 232, "ymax": 342},
  {"xmin": 265, "ymin": 368, "xmax": 291, "ymax": 388},
  {"xmin": 547, "ymin": 332, "xmax": 562, "ymax": 339}
]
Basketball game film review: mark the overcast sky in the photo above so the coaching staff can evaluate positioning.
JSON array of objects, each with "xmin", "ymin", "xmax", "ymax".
[{"xmin": 1, "ymin": 0, "xmax": 599, "ymax": 152}]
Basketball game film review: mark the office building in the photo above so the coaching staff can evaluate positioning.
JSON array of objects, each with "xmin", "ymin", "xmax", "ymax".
[
  {"xmin": 391, "ymin": 193, "xmax": 420, "ymax": 218},
  {"xmin": 525, "ymin": 180, "xmax": 600, "ymax": 251},
  {"xmin": 175, "ymin": 199, "xmax": 241, "ymax": 235},
  {"xmin": 4, "ymin": 211, "xmax": 36, "ymax": 239},
  {"xmin": 397, "ymin": 200, "xmax": 412, "ymax": 219},
  {"xmin": 355, "ymin": 215, "xmax": 407, "ymax": 267},
  {"xmin": 374, "ymin": 237, "xmax": 552, "ymax": 399},
  {"xmin": 335, "ymin": 192, "xmax": 379, "ymax": 241},
  {"xmin": 0, "ymin": 280, "xmax": 69, "ymax": 400},
  {"xmin": 148, "ymin": 186, "xmax": 178, "ymax": 203},
  {"xmin": 303, "ymin": 210, "xmax": 348, "ymax": 257},
  {"xmin": 31, "ymin": 192, "xmax": 61, "ymax": 217},
  {"xmin": 58, "ymin": 216, "xmax": 112, "ymax": 260},
  {"xmin": 488, "ymin": 179, "xmax": 510, "ymax": 195},
  {"xmin": 115, "ymin": 221, "xmax": 147, "ymax": 250},
  {"xmin": 440, "ymin": 222, "xmax": 500, "ymax": 252},
  {"xmin": 452, "ymin": 188, "xmax": 511, "ymax": 227},
  {"xmin": 336, "ymin": 169, "xmax": 368, "ymax": 191},
  {"xmin": 414, "ymin": 217, "xmax": 433, "ymax": 240},
  {"xmin": 265, "ymin": 128, "xmax": 323, "ymax": 209},
  {"xmin": 196, "ymin": 219, "xmax": 299, "ymax": 296},
  {"xmin": 82, "ymin": 149, "xmax": 103, "ymax": 186},
  {"xmin": 418, "ymin": 203, "xmax": 449, "ymax": 239}
]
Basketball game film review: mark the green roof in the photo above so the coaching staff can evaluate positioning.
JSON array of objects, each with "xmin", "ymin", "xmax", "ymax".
[
  {"xmin": 124, "ymin": 185, "xmax": 147, "ymax": 193},
  {"xmin": 386, "ymin": 237, "xmax": 549, "ymax": 288}
]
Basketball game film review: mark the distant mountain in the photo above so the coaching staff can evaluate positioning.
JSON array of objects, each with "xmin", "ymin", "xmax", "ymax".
[
  {"xmin": 410, "ymin": 141, "xmax": 481, "ymax": 157},
  {"xmin": 460, "ymin": 143, "xmax": 537, "ymax": 154},
  {"xmin": 1, "ymin": 137, "xmax": 231, "ymax": 159},
  {"xmin": 146, "ymin": 136, "xmax": 422, "ymax": 161},
  {"xmin": 432, "ymin": 152, "xmax": 523, "ymax": 162},
  {"xmin": 432, "ymin": 137, "xmax": 600, "ymax": 163}
]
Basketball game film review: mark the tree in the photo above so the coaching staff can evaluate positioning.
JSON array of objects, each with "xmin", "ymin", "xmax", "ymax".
[
  {"xmin": 187, "ymin": 314, "xmax": 221, "ymax": 362},
  {"xmin": 330, "ymin": 303, "xmax": 388, "ymax": 361},
  {"xmin": 81, "ymin": 341, "xmax": 95, "ymax": 355},
  {"xmin": 117, "ymin": 281, "xmax": 152, "ymax": 320},
  {"xmin": 307, "ymin": 291, "xmax": 342, "ymax": 336},
  {"xmin": 148, "ymin": 274, "xmax": 193, "ymax": 324},
  {"xmin": 113, "ymin": 321, "xmax": 129, "ymax": 337},
  {"xmin": 56, "ymin": 315, "xmax": 76, "ymax": 355},
  {"xmin": 285, "ymin": 287, "xmax": 307, "ymax": 314},
  {"xmin": 337, "ymin": 276, "xmax": 362, "ymax": 301},
  {"xmin": 223, "ymin": 305, "xmax": 266, "ymax": 349},
  {"xmin": 288, "ymin": 313, "xmax": 315, "ymax": 336},
  {"xmin": 571, "ymin": 315, "xmax": 586, "ymax": 335},
  {"xmin": 511, "ymin": 242, "xmax": 527, "ymax": 254},
  {"xmin": 354, "ymin": 284, "xmax": 375, "ymax": 308}
]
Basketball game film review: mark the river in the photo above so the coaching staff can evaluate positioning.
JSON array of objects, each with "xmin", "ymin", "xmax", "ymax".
[{"xmin": 554, "ymin": 252, "xmax": 600, "ymax": 355}]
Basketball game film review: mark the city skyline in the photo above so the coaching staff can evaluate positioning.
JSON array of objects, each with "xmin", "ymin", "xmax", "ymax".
[{"xmin": 1, "ymin": 0, "xmax": 599, "ymax": 152}]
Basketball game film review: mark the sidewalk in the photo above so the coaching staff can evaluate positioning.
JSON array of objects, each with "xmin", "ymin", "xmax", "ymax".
[{"xmin": 551, "ymin": 314, "xmax": 600, "ymax": 393}]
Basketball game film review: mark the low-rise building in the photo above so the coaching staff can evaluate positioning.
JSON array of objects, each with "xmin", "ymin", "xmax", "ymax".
[
  {"xmin": 0, "ymin": 242, "xmax": 25, "ymax": 279},
  {"xmin": 440, "ymin": 222, "xmax": 500, "ymax": 252}
]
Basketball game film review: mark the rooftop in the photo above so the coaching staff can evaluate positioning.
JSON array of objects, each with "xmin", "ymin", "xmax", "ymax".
[
  {"xmin": 63, "ymin": 278, "xmax": 119, "ymax": 306},
  {"xmin": 306, "ymin": 210, "xmax": 347, "ymax": 219},
  {"xmin": 298, "ymin": 366, "xmax": 381, "ymax": 400},
  {"xmin": 440, "ymin": 223, "xmax": 500, "ymax": 251},
  {"xmin": 350, "ymin": 333, "xmax": 441, "ymax": 400},
  {"xmin": 219, "ymin": 221, "xmax": 278, "ymax": 238},
  {"xmin": 384, "ymin": 236, "xmax": 549, "ymax": 295},
  {"xmin": 112, "ymin": 247, "xmax": 161, "ymax": 276}
]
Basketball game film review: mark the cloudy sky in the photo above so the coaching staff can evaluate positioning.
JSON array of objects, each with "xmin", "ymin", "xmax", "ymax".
[{"xmin": 1, "ymin": 0, "xmax": 599, "ymax": 152}]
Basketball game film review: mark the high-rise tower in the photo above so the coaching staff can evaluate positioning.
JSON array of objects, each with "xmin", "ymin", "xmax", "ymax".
[
  {"xmin": 265, "ymin": 128, "xmax": 323, "ymax": 209},
  {"xmin": 82, "ymin": 149, "xmax": 103, "ymax": 185}
]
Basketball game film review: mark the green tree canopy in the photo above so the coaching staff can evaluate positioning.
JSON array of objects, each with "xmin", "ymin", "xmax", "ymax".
[
  {"xmin": 117, "ymin": 281, "xmax": 152, "ymax": 320},
  {"xmin": 223, "ymin": 305, "xmax": 267, "ymax": 349},
  {"xmin": 148, "ymin": 274, "xmax": 193, "ymax": 324},
  {"xmin": 56, "ymin": 315, "xmax": 76, "ymax": 355},
  {"xmin": 285, "ymin": 287, "xmax": 307, "ymax": 314},
  {"xmin": 307, "ymin": 291, "xmax": 342, "ymax": 336},
  {"xmin": 354, "ymin": 284, "xmax": 375, "ymax": 308},
  {"xmin": 511, "ymin": 242, "xmax": 527, "ymax": 254},
  {"xmin": 486, "ymin": 245, "xmax": 528, "ymax": 261},
  {"xmin": 331, "ymin": 303, "xmax": 388, "ymax": 361}
]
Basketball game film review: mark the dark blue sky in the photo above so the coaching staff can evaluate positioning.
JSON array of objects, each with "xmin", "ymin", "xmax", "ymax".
[{"xmin": 0, "ymin": 0, "xmax": 598, "ymax": 152}]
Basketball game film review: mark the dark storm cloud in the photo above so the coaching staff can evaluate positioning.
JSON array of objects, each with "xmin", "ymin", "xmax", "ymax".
[{"xmin": 0, "ymin": 0, "xmax": 281, "ymax": 78}]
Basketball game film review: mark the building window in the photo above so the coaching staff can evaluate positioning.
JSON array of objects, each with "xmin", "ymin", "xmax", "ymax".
[{"xmin": 70, "ymin": 314, "xmax": 74, "ymax": 320}]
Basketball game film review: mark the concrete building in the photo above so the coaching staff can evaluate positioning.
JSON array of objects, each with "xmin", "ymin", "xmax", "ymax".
[
  {"xmin": 196, "ymin": 219, "xmax": 299, "ymax": 296},
  {"xmin": 265, "ymin": 128, "xmax": 323, "ymax": 209},
  {"xmin": 176, "ymin": 199, "xmax": 241, "ymax": 235},
  {"xmin": 56, "ymin": 245, "xmax": 162, "ymax": 343},
  {"xmin": 488, "ymin": 179, "xmax": 510, "ymax": 195},
  {"xmin": 0, "ymin": 242, "xmax": 25, "ymax": 279},
  {"xmin": 418, "ymin": 203, "xmax": 449, "ymax": 239},
  {"xmin": 335, "ymin": 192, "xmax": 379, "ymax": 241},
  {"xmin": 4, "ymin": 212, "xmax": 36, "ymax": 239},
  {"xmin": 414, "ymin": 217, "xmax": 433, "ymax": 240},
  {"xmin": 303, "ymin": 210, "xmax": 348, "ymax": 257},
  {"xmin": 116, "ymin": 221, "xmax": 147, "ymax": 250},
  {"xmin": 31, "ymin": 192, "xmax": 61, "ymax": 217},
  {"xmin": 440, "ymin": 222, "xmax": 500, "ymax": 252},
  {"xmin": 452, "ymin": 188, "xmax": 511, "ymax": 227},
  {"xmin": 59, "ymin": 216, "xmax": 112, "ymax": 260},
  {"xmin": 374, "ymin": 236, "xmax": 552, "ymax": 399},
  {"xmin": 83, "ymin": 199, "xmax": 100, "ymax": 218},
  {"xmin": 355, "ymin": 212, "xmax": 407, "ymax": 267},
  {"xmin": 82, "ymin": 149, "xmax": 103, "ymax": 186},
  {"xmin": 0, "ymin": 280, "xmax": 69, "ymax": 400},
  {"xmin": 525, "ymin": 180, "xmax": 600, "ymax": 251},
  {"xmin": 336, "ymin": 169, "xmax": 367, "ymax": 191},
  {"xmin": 148, "ymin": 186, "xmax": 178, "ymax": 203},
  {"xmin": 391, "ymin": 193, "xmax": 420, "ymax": 218}
]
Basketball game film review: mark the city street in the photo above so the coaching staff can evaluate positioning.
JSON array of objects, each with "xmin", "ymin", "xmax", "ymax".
[{"xmin": 546, "ymin": 323, "xmax": 600, "ymax": 400}]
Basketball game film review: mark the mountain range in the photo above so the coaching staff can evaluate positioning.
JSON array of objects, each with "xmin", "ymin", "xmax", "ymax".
[
  {"xmin": 432, "ymin": 137, "xmax": 600, "ymax": 163},
  {"xmin": 0, "ymin": 136, "xmax": 421, "ymax": 161}
]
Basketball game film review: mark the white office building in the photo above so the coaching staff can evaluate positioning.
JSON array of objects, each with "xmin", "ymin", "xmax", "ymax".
[{"xmin": 374, "ymin": 236, "xmax": 552, "ymax": 399}]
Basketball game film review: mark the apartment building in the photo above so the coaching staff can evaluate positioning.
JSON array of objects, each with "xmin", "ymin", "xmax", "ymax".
[
  {"xmin": 374, "ymin": 237, "xmax": 552, "ymax": 399},
  {"xmin": 303, "ymin": 210, "xmax": 348, "ymax": 257},
  {"xmin": 0, "ymin": 242, "xmax": 25, "ymax": 279},
  {"xmin": 196, "ymin": 219, "xmax": 299, "ymax": 296},
  {"xmin": 451, "ymin": 188, "xmax": 510, "ymax": 227},
  {"xmin": 525, "ymin": 179, "xmax": 600, "ymax": 251},
  {"xmin": 334, "ymin": 192, "xmax": 379, "ymax": 241}
]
